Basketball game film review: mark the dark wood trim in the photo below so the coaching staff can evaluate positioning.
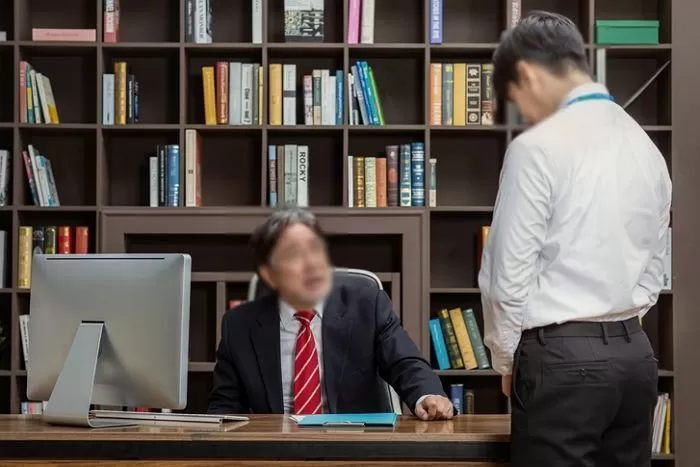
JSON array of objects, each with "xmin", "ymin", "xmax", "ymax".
[{"xmin": 671, "ymin": 0, "xmax": 700, "ymax": 464}]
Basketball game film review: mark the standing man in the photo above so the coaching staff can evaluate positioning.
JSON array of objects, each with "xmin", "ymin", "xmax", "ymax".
[
  {"xmin": 208, "ymin": 208, "xmax": 453, "ymax": 420},
  {"xmin": 479, "ymin": 11, "xmax": 671, "ymax": 467}
]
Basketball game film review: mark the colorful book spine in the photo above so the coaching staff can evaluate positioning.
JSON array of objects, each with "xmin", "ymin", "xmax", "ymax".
[
  {"xmin": 347, "ymin": 0, "xmax": 361, "ymax": 44},
  {"xmin": 450, "ymin": 384, "xmax": 464, "ymax": 414},
  {"xmin": 429, "ymin": 0, "xmax": 443, "ymax": 44},
  {"xmin": 399, "ymin": 144, "xmax": 411, "ymax": 207},
  {"xmin": 166, "ymin": 145, "xmax": 180, "ymax": 207},
  {"xmin": 462, "ymin": 308, "xmax": 490, "ymax": 369},
  {"xmin": 429, "ymin": 318, "xmax": 450, "ymax": 370},
  {"xmin": 410, "ymin": 143, "xmax": 425, "ymax": 207}
]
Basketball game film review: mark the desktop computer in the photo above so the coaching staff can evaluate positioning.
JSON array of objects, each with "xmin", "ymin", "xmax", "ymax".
[{"xmin": 26, "ymin": 253, "xmax": 193, "ymax": 427}]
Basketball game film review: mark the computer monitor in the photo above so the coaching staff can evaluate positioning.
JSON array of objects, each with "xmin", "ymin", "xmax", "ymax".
[{"xmin": 26, "ymin": 253, "xmax": 191, "ymax": 428}]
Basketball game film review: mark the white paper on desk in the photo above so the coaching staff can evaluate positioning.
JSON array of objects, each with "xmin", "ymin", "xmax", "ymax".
[{"xmin": 289, "ymin": 415, "xmax": 305, "ymax": 423}]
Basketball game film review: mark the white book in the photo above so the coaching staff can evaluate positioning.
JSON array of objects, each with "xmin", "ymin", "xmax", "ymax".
[
  {"xmin": 282, "ymin": 64, "xmax": 297, "ymax": 125},
  {"xmin": 284, "ymin": 145, "xmax": 297, "ymax": 205},
  {"xmin": 102, "ymin": 74, "xmax": 115, "ymax": 124},
  {"xmin": 149, "ymin": 156, "xmax": 158, "ymax": 207},
  {"xmin": 0, "ymin": 32, "xmax": 6, "ymax": 41},
  {"xmin": 228, "ymin": 62, "xmax": 242, "ymax": 124},
  {"xmin": 241, "ymin": 64, "xmax": 253, "ymax": 124},
  {"xmin": 347, "ymin": 73, "xmax": 355, "ymax": 125},
  {"xmin": 296, "ymin": 145, "xmax": 309, "ymax": 207},
  {"xmin": 184, "ymin": 129, "xmax": 197, "ymax": 207},
  {"xmin": 252, "ymin": 0, "xmax": 263, "ymax": 43},
  {"xmin": 194, "ymin": 0, "xmax": 211, "ymax": 44},
  {"xmin": 19, "ymin": 314, "xmax": 29, "ymax": 370},
  {"xmin": 328, "ymin": 75, "xmax": 336, "ymax": 126},
  {"xmin": 27, "ymin": 145, "xmax": 46, "ymax": 206},
  {"xmin": 320, "ymin": 70, "xmax": 331, "ymax": 125},
  {"xmin": 36, "ymin": 74, "xmax": 51, "ymax": 124},
  {"xmin": 360, "ymin": 0, "xmax": 375, "ymax": 44},
  {"xmin": 347, "ymin": 155, "xmax": 354, "ymax": 207},
  {"xmin": 29, "ymin": 69, "xmax": 42, "ymax": 124}
]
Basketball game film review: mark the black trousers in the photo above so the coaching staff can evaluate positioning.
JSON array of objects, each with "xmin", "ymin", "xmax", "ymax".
[{"xmin": 510, "ymin": 317, "xmax": 658, "ymax": 467}]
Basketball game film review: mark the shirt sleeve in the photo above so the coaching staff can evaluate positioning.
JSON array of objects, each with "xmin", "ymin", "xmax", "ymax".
[
  {"xmin": 636, "ymin": 172, "xmax": 672, "ymax": 318},
  {"xmin": 478, "ymin": 138, "xmax": 553, "ymax": 375}
]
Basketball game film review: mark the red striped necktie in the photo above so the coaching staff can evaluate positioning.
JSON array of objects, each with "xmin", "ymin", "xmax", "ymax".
[{"xmin": 293, "ymin": 310, "xmax": 323, "ymax": 415}]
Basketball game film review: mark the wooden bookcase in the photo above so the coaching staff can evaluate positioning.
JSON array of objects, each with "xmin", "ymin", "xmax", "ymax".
[{"xmin": 0, "ymin": 0, "xmax": 698, "ymax": 464}]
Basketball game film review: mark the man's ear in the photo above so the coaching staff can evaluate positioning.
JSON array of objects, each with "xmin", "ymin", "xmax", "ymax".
[{"xmin": 259, "ymin": 264, "xmax": 277, "ymax": 290}]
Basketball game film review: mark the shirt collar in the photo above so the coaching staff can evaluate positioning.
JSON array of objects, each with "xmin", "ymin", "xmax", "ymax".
[
  {"xmin": 558, "ymin": 82, "xmax": 610, "ymax": 110},
  {"xmin": 279, "ymin": 298, "xmax": 325, "ymax": 326}
]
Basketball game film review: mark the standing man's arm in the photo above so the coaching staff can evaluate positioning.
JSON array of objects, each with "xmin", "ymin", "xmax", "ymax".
[
  {"xmin": 478, "ymin": 139, "xmax": 553, "ymax": 389},
  {"xmin": 635, "ymin": 176, "xmax": 672, "ymax": 319},
  {"xmin": 372, "ymin": 290, "xmax": 453, "ymax": 419},
  {"xmin": 207, "ymin": 315, "xmax": 250, "ymax": 414}
]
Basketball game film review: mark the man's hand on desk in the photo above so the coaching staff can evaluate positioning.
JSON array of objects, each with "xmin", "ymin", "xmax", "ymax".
[{"xmin": 414, "ymin": 395, "xmax": 454, "ymax": 421}]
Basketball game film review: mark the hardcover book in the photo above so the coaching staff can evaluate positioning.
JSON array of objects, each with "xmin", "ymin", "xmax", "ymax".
[{"xmin": 284, "ymin": 0, "xmax": 324, "ymax": 42}]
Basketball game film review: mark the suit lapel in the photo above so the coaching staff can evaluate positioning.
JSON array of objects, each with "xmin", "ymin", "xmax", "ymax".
[
  {"xmin": 321, "ymin": 286, "xmax": 354, "ymax": 413},
  {"xmin": 250, "ymin": 296, "xmax": 284, "ymax": 413}
]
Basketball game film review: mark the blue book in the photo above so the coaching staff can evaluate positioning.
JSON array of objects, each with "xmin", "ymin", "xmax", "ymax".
[
  {"xmin": 335, "ymin": 70, "xmax": 344, "ymax": 125},
  {"xmin": 429, "ymin": 318, "xmax": 450, "ymax": 370},
  {"xmin": 294, "ymin": 413, "xmax": 397, "ymax": 427},
  {"xmin": 166, "ymin": 144, "xmax": 180, "ymax": 207},
  {"xmin": 429, "ymin": 0, "xmax": 443, "ymax": 44},
  {"xmin": 410, "ymin": 142, "xmax": 425, "ymax": 207}
]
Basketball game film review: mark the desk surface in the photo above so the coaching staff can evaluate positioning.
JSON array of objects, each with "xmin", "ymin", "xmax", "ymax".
[{"xmin": 0, "ymin": 414, "xmax": 510, "ymax": 464}]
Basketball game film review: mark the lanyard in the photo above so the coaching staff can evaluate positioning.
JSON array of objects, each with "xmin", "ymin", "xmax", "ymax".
[{"xmin": 563, "ymin": 92, "xmax": 615, "ymax": 108}]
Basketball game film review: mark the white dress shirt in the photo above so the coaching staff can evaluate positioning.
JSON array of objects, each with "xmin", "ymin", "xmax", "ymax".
[
  {"xmin": 279, "ymin": 299, "xmax": 326, "ymax": 414},
  {"xmin": 478, "ymin": 82, "xmax": 672, "ymax": 376}
]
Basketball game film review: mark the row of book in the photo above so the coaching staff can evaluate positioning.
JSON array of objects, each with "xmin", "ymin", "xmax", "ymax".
[
  {"xmin": 200, "ymin": 61, "xmax": 384, "ymax": 126},
  {"xmin": 201, "ymin": 62, "xmax": 263, "ymax": 126},
  {"xmin": 267, "ymin": 144, "xmax": 310, "ymax": 208},
  {"xmin": 431, "ymin": 308, "xmax": 490, "ymax": 371},
  {"xmin": 347, "ymin": 0, "xmax": 375, "ymax": 44},
  {"xmin": 348, "ymin": 143, "xmax": 431, "ymax": 208},
  {"xmin": 269, "ymin": 65, "xmax": 343, "ymax": 126},
  {"xmin": 22, "ymin": 145, "xmax": 60, "ymax": 207},
  {"xmin": 18, "ymin": 225, "xmax": 90, "ymax": 289},
  {"xmin": 144, "ymin": 130, "xmax": 203, "ymax": 208},
  {"xmin": 18, "ymin": 61, "xmax": 60, "ymax": 125},
  {"xmin": 102, "ymin": 62, "xmax": 140, "ymax": 125},
  {"xmin": 429, "ymin": 62, "xmax": 494, "ymax": 126},
  {"xmin": 653, "ymin": 393, "xmax": 671, "ymax": 455}
]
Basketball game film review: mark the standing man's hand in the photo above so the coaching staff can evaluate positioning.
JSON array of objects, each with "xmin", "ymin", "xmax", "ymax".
[
  {"xmin": 415, "ymin": 395, "xmax": 454, "ymax": 420},
  {"xmin": 501, "ymin": 374, "xmax": 513, "ymax": 397}
]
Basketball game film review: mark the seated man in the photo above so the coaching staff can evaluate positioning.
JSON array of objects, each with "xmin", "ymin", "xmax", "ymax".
[{"xmin": 208, "ymin": 208, "xmax": 453, "ymax": 420}]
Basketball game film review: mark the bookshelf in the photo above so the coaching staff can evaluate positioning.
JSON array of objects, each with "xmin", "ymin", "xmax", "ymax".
[{"xmin": 0, "ymin": 0, "xmax": 696, "ymax": 464}]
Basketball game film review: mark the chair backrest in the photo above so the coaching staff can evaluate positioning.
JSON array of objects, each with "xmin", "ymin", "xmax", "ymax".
[
  {"xmin": 246, "ymin": 268, "xmax": 404, "ymax": 415},
  {"xmin": 247, "ymin": 267, "xmax": 383, "ymax": 301}
]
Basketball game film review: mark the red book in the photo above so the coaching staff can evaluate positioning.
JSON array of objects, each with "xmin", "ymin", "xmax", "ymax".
[
  {"xmin": 75, "ymin": 226, "xmax": 89, "ymax": 254},
  {"xmin": 57, "ymin": 226, "xmax": 72, "ymax": 254}
]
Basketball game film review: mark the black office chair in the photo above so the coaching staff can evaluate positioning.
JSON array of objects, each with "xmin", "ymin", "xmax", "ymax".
[{"xmin": 246, "ymin": 267, "xmax": 403, "ymax": 414}]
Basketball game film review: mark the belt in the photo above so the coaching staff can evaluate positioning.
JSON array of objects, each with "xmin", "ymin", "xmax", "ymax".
[{"xmin": 522, "ymin": 316, "xmax": 641, "ymax": 339}]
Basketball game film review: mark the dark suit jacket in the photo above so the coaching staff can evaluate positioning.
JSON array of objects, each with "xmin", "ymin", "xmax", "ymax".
[{"xmin": 207, "ymin": 284, "xmax": 446, "ymax": 414}]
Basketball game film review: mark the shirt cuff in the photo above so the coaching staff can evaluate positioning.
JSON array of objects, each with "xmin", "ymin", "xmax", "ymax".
[{"xmin": 492, "ymin": 353, "xmax": 515, "ymax": 376}]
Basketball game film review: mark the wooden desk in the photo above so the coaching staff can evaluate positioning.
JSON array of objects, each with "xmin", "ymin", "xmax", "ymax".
[{"xmin": 0, "ymin": 414, "xmax": 510, "ymax": 466}]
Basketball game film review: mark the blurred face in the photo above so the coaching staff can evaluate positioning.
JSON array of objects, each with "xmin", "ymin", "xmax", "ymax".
[
  {"xmin": 508, "ymin": 60, "xmax": 560, "ymax": 125},
  {"xmin": 259, "ymin": 223, "xmax": 332, "ymax": 309}
]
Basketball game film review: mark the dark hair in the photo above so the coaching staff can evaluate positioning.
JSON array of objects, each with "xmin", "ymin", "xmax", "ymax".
[
  {"xmin": 249, "ymin": 208, "xmax": 325, "ymax": 269},
  {"xmin": 492, "ymin": 10, "xmax": 589, "ymax": 100}
]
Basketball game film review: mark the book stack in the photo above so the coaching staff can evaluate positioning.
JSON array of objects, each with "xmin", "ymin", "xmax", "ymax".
[{"xmin": 19, "ymin": 62, "xmax": 60, "ymax": 125}]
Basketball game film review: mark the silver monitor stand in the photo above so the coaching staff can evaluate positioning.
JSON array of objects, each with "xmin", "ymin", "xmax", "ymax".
[{"xmin": 43, "ymin": 322, "xmax": 135, "ymax": 428}]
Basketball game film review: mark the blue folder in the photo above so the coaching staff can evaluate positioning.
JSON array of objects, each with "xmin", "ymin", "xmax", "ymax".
[{"xmin": 295, "ymin": 413, "xmax": 398, "ymax": 427}]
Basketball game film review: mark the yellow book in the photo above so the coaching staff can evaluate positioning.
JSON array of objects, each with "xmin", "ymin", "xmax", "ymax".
[
  {"xmin": 258, "ymin": 65, "xmax": 264, "ymax": 125},
  {"xmin": 448, "ymin": 307, "xmax": 478, "ymax": 369},
  {"xmin": 114, "ymin": 61, "xmax": 127, "ymax": 125},
  {"xmin": 663, "ymin": 399, "xmax": 671, "ymax": 454},
  {"xmin": 18, "ymin": 226, "xmax": 33, "ymax": 289},
  {"xmin": 429, "ymin": 63, "xmax": 442, "ymax": 126},
  {"xmin": 453, "ymin": 63, "xmax": 466, "ymax": 126},
  {"xmin": 42, "ymin": 75, "xmax": 60, "ymax": 123},
  {"xmin": 201, "ymin": 66, "xmax": 216, "ymax": 125},
  {"xmin": 268, "ymin": 64, "xmax": 282, "ymax": 125}
]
